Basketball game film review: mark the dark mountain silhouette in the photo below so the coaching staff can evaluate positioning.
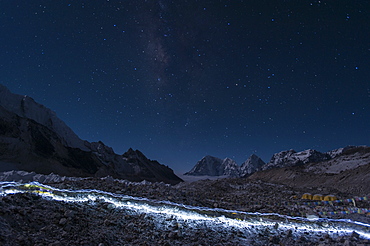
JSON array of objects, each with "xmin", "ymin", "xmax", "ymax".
[{"xmin": 0, "ymin": 84, "xmax": 182, "ymax": 184}]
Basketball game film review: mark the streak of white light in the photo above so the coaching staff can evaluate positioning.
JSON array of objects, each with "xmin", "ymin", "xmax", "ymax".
[{"xmin": 1, "ymin": 181, "xmax": 370, "ymax": 239}]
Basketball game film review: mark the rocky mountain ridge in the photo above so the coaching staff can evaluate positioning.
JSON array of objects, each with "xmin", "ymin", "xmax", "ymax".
[
  {"xmin": 185, "ymin": 146, "xmax": 363, "ymax": 177},
  {"xmin": 184, "ymin": 155, "xmax": 225, "ymax": 176},
  {"xmin": 240, "ymin": 154, "xmax": 266, "ymax": 176},
  {"xmin": 185, "ymin": 154, "xmax": 266, "ymax": 177},
  {"xmin": 261, "ymin": 148, "xmax": 331, "ymax": 170},
  {"xmin": 0, "ymin": 84, "xmax": 87, "ymax": 151},
  {"xmin": 0, "ymin": 84, "xmax": 182, "ymax": 184},
  {"xmin": 247, "ymin": 146, "xmax": 370, "ymax": 194}
]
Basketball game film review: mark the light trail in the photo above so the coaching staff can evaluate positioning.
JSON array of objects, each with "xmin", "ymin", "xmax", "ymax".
[{"xmin": 1, "ymin": 181, "xmax": 370, "ymax": 240}]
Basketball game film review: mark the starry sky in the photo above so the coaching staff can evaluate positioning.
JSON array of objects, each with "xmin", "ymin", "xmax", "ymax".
[{"xmin": 1, "ymin": 0, "xmax": 369, "ymax": 174}]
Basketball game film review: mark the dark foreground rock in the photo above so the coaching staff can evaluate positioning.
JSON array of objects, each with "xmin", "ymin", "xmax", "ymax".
[
  {"xmin": 1, "ymin": 192, "xmax": 369, "ymax": 246},
  {"xmin": 1, "ymin": 176, "xmax": 370, "ymax": 245},
  {"xmin": 0, "ymin": 193, "xmax": 256, "ymax": 246}
]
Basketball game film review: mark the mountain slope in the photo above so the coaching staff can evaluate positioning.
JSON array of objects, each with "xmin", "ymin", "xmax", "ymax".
[
  {"xmin": 185, "ymin": 154, "xmax": 265, "ymax": 177},
  {"xmin": 247, "ymin": 146, "xmax": 370, "ymax": 195},
  {"xmin": 240, "ymin": 154, "xmax": 265, "ymax": 177},
  {"xmin": 0, "ymin": 104, "xmax": 103, "ymax": 176},
  {"xmin": 0, "ymin": 84, "xmax": 87, "ymax": 150},
  {"xmin": 261, "ymin": 149, "xmax": 331, "ymax": 170},
  {"xmin": 220, "ymin": 158, "xmax": 240, "ymax": 177},
  {"xmin": 184, "ymin": 155, "xmax": 224, "ymax": 176},
  {"xmin": 0, "ymin": 84, "xmax": 182, "ymax": 184}
]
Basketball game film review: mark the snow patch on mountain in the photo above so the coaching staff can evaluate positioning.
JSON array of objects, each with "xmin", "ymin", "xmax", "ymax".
[
  {"xmin": 325, "ymin": 146, "xmax": 358, "ymax": 158},
  {"xmin": 306, "ymin": 146, "xmax": 370, "ymax": 174},
  {"xmin": 220, "ymin": 158, "xmax": 240, "ymax": 177},
  {"xmin": 262, "ymin": 149, "xmax": 330, "ymax": 170}
]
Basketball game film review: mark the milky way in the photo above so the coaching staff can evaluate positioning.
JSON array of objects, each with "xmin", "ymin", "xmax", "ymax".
[{"xmin": 0, "ymin": 1, "xmax": 369, "ymax": 173}]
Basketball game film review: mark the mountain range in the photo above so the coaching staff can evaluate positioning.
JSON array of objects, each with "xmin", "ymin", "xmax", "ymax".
[
  {"xmin": 185, "ymin": 145, "xmax": 365, "ymax": 177},
  {"xmin": 1, "ymin": 84, "xmax": 368, "ymax": 187},
  {"xmin": 0, "ymin": 84, "xmax": 182, "ymax": 184},
  {"xmin": 248, "ymin": 146, "xmax": 370, "ymax": 195},
  {"xmin": 184, "ymin": 153, "xmax": 266, "ymax": 177},
  {"xmin": 183, "ymin": 156, "xmax": 240, "ymax": 177}
]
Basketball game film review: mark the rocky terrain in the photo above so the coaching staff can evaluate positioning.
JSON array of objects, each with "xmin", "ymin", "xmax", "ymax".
[
  {"xmin": 1, "ymin": 171, "xmax": 370, "ymax": 245},
  {"xmin": 1, "ymin": 84, "xmax": 369, "ymax": 245},
  {"xmin": 248, "ymin": 146, "xmax": 370, "ymax": 195}
]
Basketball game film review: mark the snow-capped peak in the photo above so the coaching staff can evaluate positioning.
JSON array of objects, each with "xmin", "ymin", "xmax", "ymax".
[
  {"xmin": 325, "ymin": 146, "xmax": 359, "ymax": 158},
  {"xmin": 261, "ymin": 149, "xmax": 330, "ymax": 170},
  {"xmin": 185, "ymin": 156, "xmax": 241, "ymax": 176},
  {"xmin": 240, "ymin": 154, "xmax": 265, "ymax": 176},
  {"xmin": 221, "ymin": 158, "xmax": 240, "ymax": 177}
]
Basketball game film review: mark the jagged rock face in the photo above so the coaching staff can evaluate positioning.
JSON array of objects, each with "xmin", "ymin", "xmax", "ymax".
[
  {"xmin": 240, "ymin": 154, "xmax": 265, "ymax": 177},
  {"xmin": 325, "ymin": 146, "xmax": 357, "ymax": 158},
  {"xmin": 263, "ymin": 149, "xmax": 297, "ymax": 170},
  {"xmin": 184, "ymin": 156, "xmax": 224, "ymax": 176},
  {"xmin": 306, "ymin": 146, "xmax": 370, "ymax": 174},
  {"xmin": 0, "ymin": 84, "xmax": 88, "ymax": 151},
  {"xmin": 297, "ymin": 149, "xmax": 331, "ymax": 163},
  {"xmin": 326, "ymin": 148, "xmax": 345, "ymax": 159},
  {"xmin": 184, "ymin": 156, "xmax": 242, "ymax": 177},
  {"xmin": 262, "ymin": 149, "xmax": 331, "ymax": 170},
  {"xmin": 121, "ymin": 148, "xmax": 182, "ymax": 184},
  {"xmin": 0, "ymin": 84, "xmax": 183, "ymax": 184},
  {"xmin": 248, "ymin": 146, "xmax": 370, "ymax": 196},
  {"xmin": 0, "ymin": 105, "xmax": 102, "ymax": 175},
  {"xmin": 221, "ymin": 158, "xmax": 240, "ymax": 177}
]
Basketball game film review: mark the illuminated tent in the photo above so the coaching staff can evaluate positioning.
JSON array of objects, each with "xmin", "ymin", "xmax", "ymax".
[
  {"xmin": 323, "ymin": 195, "xmax": 337, "ymax": 201},
  {"xmin": 312, "ymin": 194, "xmax": 324, "ymax": 200},
  {"xmin": 301, "ymin": 193, "xmax": 313, "ymax": 200}
]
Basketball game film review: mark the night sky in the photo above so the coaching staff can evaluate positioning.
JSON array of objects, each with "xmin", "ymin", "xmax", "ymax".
[{"xmin": 1, "ymin": 1, "xmax": 369, "ymax": 174}]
